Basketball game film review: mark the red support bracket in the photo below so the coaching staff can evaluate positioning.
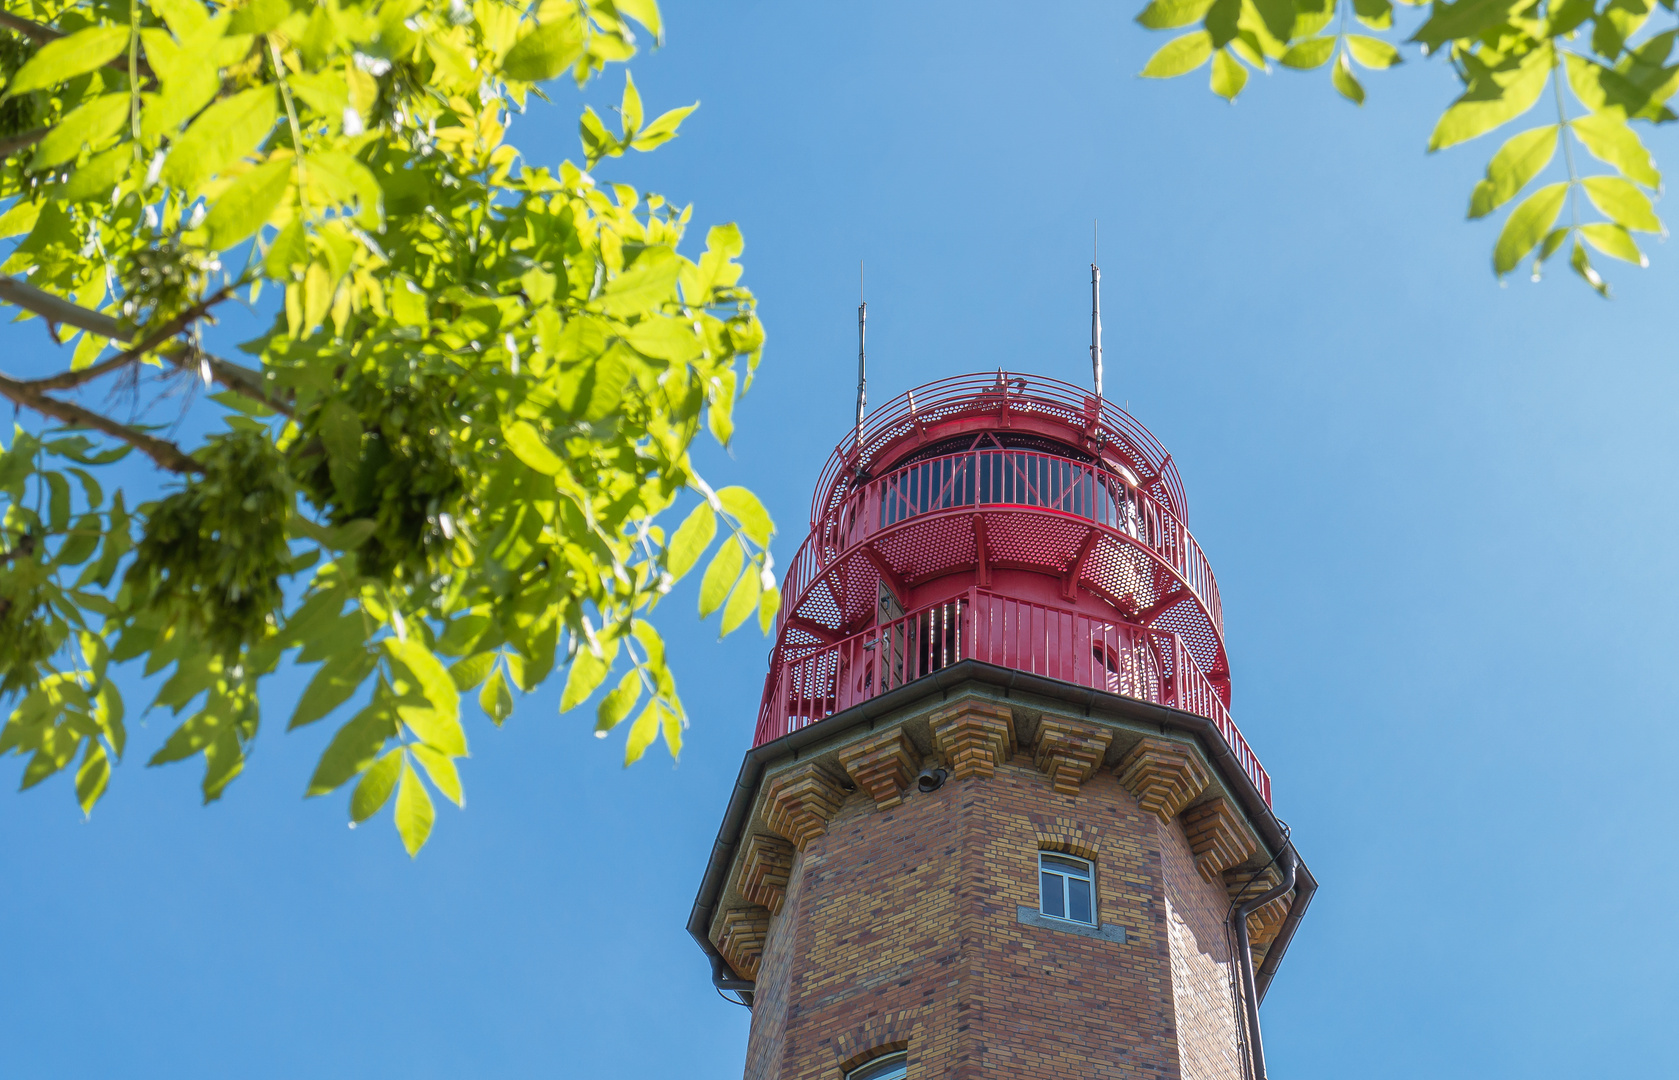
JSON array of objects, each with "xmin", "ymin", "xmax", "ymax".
[
  {"xmin": 860, "ymin": 544, "xmax": 909, "ymax": 610},
  {"xmin": 1062, "ymin": 527, "xmax": 1100, "ymax": 601},
  {"xmin": 973, "ymin": 513, "xmax": 991, "ymax": 588}
]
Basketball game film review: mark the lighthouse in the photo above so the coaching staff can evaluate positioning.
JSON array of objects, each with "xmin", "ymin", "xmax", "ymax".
[{"xmin": 688, "ymin": 371, "xmax": 1314, "ymax": 1080}]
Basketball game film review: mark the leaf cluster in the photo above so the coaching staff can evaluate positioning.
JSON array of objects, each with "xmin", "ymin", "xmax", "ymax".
[{"xmin": 0, "ymin": 0, "xmax": 776, "ymax": 856}]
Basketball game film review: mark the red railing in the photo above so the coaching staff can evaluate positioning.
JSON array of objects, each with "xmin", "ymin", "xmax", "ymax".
[
  {"xmin": 754, "ymin": 589, "xmax": 1271, "ymax": 805},
  {"xmin": 776, "ymin": 448, "xmax": 1223, "ymax": 644}
]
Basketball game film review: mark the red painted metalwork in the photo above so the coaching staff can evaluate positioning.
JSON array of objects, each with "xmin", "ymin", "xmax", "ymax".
[{"xmin": 754, "ymin": 371, "xmax": 1272, "ymax": 805}]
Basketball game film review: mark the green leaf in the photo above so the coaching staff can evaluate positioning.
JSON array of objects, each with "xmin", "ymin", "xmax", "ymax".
[
  {"xmin": 288, "ymin": 648, "xmax": 376, "ymax": 730},
  {"xmin": 595, "ymin": 667, "xmax": 642, "ymax": 733},
  {"xmin": 1137, "ymin": 0, "xmax": 1217, "ymax": 27},
  {"xmin": 1428, "ymin": 46, "xmax": 1552, "ymax": 150},
  {"xmin": 448, "ymin": 652, "xmax": 497, "ymax": 691},
  {"xmin": 1141, "ymin": 31, "xmax": 1214, "ymax": 77},
  {"xmin": 1280, "ymin": 37, "xmax": 1337, "ymax": 69},
  {"xmin": 616, "ymin": 0, "xmax": 662, "ymax": 38},
  {"xmin": 758, "ymin": 583, "xmax": 781, "ymax": 635},
  {"xmin": 161, "ymin": 86, "xmax": 279, "ymax": 192},
  {"xmin": 1353, "ymin": 0, "xmax": 1395, "ymax": 27},
  {"xmin": 410, "ymin": 743, "xmax": 463, "ymax": 806},
  {"xmin": 666, "ymin": 500, "xmax": 716, "ymax": 579},
  {"xmin": 1410, "ymin": 0, "xmax": 1521, "ymax": 51},
  {"xmin": 1211, "ymin": 49, "xmax": 1248, "ymax": 99},
  {"xmin": 75, "ymin": 741, "xmax": 109, "ymax": 815},
  {"xmin": 623, "ymin": 698, "xmax": 664, "ymax": 765},
  {"xmin": 9, "ymin": 25, "xmax": 130, "ymax": 93},
  {"xmin": 33, "ymin": 93, "xmax": 130, "ymax": 169},
  {"xmin": 350, "ymin": 748, "xmax": 402, "ymax": 822},
  {"xmin": 201, "ymin": 724, "xmax": 245, "ymax": 803},
  {"xmin": 502, "ymin": 419, "xmax": 565, "ymax": 475},
  {"xmin": 1578, "ymin": 222, "xmax": 1647, "ymax": 264},
  {"xmin": 1333, "ymin": 52, "xmax": 1366, "ymax": 104},
  {"xmin": 715, "ymin": 486, "xmax": 774, "ymax": 547},
  {"xmin": 698, "ymin": 535, "xmax": 745, "ymax": 619},
  {"xmin": 394, "ymin": 757, "xmax": 435, "ymax": 856},
  {"xmin": 1345, "ymin": 35, "xmax": 1402, "ymax": 68},
  {"xmin": 502, "ymin": 16, "xmax": 585, "ymax": 82},
  {"xmin": 1571, "ymin": 236, "xmax": 1609, "ymax": 294},
  {"xmin": 720, "ymin": 568, "xmax": 761, "ymax": 636},
  {"xmin": 1468, "ymin": 125, "xmax": 1557, "ymax": 219},
  {"xmin": 1564, "ymin": 52, "xmax": 1676, "ymax": 121},
  {"xmin": 203, "ymin": 158, "xmax": 292, "ymax": 251},
  {"xmin": 62, "ymin": 144, "xmax": 132, "ymax": 202},
  {"xmin": 628, "ymin": 103, "xmax": 698, "ymax": 152},
  {"xmin": 478, "ymin": 665, "xmax": 514, "ymax": 725},
  {"xmin": 561, "ymin": 630, "xmax": 619, "ymax": 712},
  {"xmin": 1494, "ymin": 182, "xmax": 1569, "ymax": 275},
  {"xmin": 384, "ymin": 638, "xmax": 462, "ymax": 727},
  {"xmin": 620, "ymin": 71, "xmax": 644, "ymax": 134},
  {"xmin": 1570, "ymin": 113, "xmax": 1661, "ymax": 187},
  {"xmin": 1581, "ymin": 175, "xmax": 1663, "ymax": 231},
  {"xmin": 305, "ymin": 702, "xmax": 396, "ymax": 796}
]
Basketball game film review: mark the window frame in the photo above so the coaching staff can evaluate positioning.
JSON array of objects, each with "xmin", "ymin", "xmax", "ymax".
[
  {"xmin": 845, "ymin": 1050, "xmax": 908, "ymax": 1080},
  {"xmin": 1038, "ymin": 851, "xmax": 1097, "ymax": 927}
]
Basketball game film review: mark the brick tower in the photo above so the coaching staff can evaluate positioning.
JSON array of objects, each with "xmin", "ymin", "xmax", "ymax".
[{"xmin": 690, "ymin": 373, "xmax": 1315, "ymax": 1080}]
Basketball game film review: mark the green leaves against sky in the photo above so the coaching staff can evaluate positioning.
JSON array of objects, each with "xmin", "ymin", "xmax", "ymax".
[
  {"xmin": 1136, "ymin": 0, "xmax": 1675, "ymax": 293},
  {"xmin": 0, "ymin": 0, "xmax": 773, "ymax": 855}
]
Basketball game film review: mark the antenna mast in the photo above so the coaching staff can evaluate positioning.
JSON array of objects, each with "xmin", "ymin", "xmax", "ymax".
[
  {"xmin": 1090, "ymin": 221, "xmax": 1103, "ymax": 403},
  {"xmin": 855, "ymin": 263, "xmax": 867, "ymax": 457}
]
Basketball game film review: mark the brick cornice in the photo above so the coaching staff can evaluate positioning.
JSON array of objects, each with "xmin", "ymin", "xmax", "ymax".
[
  {"xmin": 929, "ymin": 698, "xmax": 1015, "ymax": 779},
  {"xmin": 1224, "ymin": 865, "xmax": 1293, "ymax": 948},
  {"xmin": 761, "ymin": 762, "xmax": 847, "ymax": 851},
  {"xmin": 838, "ymin": 727, "xmax": 919, "ymax": 809},
  {"xmin": 1182, "ymin": 797, "xmax": 1258, "ymax": 883},
  {"xmin": 714, "ymin": 905, "xmax": 770, "ymax": 981},
  {"xmin": 1114, "ymin": 736, "xmax": 1210, "ymax": 822},
  {"xmin": 737, "ymin": 833, "xmax": 796, "ymax": 916},
  {"xmin": 1032, "ymin": 716, "xmax": 1113, "ymax": 795}
]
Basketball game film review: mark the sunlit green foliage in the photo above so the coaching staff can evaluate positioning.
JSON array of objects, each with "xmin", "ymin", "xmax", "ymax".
[
  {"xmin": 0, "ymin": 0, "xmax": 777, "ymax": 855},
  {"xmin": 1135, "ymin": 0, "xmax": 1674, "ymax": 293}
]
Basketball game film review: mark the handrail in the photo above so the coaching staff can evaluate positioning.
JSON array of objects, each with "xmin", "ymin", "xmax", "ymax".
[
  {"xmin": 777, "ymin": 447, "xmax": 1223, "ymax": 641},
  {"xmin": 754, "ymin": 589, "xmax": 1270, "ymax": 805}
]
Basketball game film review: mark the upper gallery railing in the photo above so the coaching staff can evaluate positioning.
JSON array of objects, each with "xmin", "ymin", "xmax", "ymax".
[
  {"xmin": 778, "ymin": 447, "xmax": 1223, "ymax": 640},
  {"xmin": 754, "ymin": 589, "xmax": 1270, "ymax": 806}
]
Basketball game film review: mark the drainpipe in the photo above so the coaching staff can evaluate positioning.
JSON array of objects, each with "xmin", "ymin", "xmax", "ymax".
[
  {"xmin": 709, "ymin": 952, "xmax": 755, "ymax": 1006},
  {"xmin": 1233, "ymin": 848, "xmax": 1297, "ymax": 1080}
]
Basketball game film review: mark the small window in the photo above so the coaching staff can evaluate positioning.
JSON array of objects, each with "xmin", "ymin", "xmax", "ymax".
[
  {"xmin": 1039, "ymin": 852, "xmax": 1095, "ymax": 926},
  {"xmin": 847, "ymin": 1051, "xmax": 908, "ymax": 1080}
]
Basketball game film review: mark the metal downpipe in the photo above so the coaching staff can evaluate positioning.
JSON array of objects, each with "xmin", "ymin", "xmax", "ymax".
[{"xmin": 1233, "ymin": 848, "xmax": 1297, "ymax": 1080}]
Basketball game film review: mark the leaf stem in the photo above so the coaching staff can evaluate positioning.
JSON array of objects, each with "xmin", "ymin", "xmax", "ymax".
[
  {"xmin": 1553, "ymin": 59, "xmax": 1582, "ymax": 231},
  {"xmin": 269, "ymin": 38, "xmax": 312, "ymax": 223}
]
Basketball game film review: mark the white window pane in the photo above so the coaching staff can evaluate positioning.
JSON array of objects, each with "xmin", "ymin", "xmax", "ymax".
[
  {"xmin": 1041, "ymin": 853, "xmax": 1090, "ymax": 878},
  {"xmin": 848, "ymin": 1052, "xmax": 909, "ymax": 1080}
]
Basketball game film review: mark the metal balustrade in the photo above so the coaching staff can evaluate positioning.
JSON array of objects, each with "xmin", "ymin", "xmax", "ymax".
[
  {"xmin": 779, "ymin": 448, "xmax": 1223, "ymax": 641},
  {"xmin": 754, "ymin": 589, "xmax": 1271, "ymax": 806}
]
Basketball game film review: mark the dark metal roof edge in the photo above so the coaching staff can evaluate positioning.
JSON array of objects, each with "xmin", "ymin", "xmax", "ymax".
[{"xmin": 686, "ymin": 660, "xmax": 1316, "ymax": 994}]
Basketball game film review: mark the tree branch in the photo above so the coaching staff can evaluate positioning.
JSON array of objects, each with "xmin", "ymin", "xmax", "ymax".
[
  {"xmin": 0, "ymin": 13, "xmax": 154, "ymax": 79},
  {"xmin": 0, "ymin": 372, "xmax": 202, "ymax": 474},
  {"xmin": 185, "ymin": 348, "xmax": 296, "ymax": 418},
  {"xmin": 0, "ymin": 128, "xmax": 48, "ymax": 159},
  {"xmin": 0, "ymin": 276, "xmax": 125, "ymax": 338},
  {"xmin": 21, "ymin": 285, "xmax": 237, "ymax": 391}
]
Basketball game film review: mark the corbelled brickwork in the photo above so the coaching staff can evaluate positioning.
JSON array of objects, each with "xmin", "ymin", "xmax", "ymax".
[
  {"xmin": 837, "ymin": 728, "xmax": 919, "ymax": 809},
  {"xmin": 716, "ymin": 906, "xmax": 771, "ymax": 981},
  {"xmin": 928, "ymin": 698, "xmax": 1014, "ymax": 779},
  {"xmin": 737, "ymin": 833, "xmax": 797, "ymax": 916},
  {"xmin": 736, "ymin": 695, "xmax": 1261, "ymax": 1080},
  {"xmin": 1182, "ymin": 797, "xmax": 1258, "ymax": 884},
  {"xmin": 1031, "ymin": 716, "xmax": 1113, "ymax": 795},
  {"xmin": 1115, "ymin": 735, "xmax": 1211, "ymax": 822},
  {"xmin": 761, "ymin": 763, "xmax": 847, "ymax": 851},
  {"xmin": 1225, "ymin": 865, "xmax": 1293, "ymax": 951}
]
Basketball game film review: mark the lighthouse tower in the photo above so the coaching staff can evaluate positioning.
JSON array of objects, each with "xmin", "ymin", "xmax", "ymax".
[{"xmin": 689, "ymin": 372, "xmax": 1314, "ymax": 1080}]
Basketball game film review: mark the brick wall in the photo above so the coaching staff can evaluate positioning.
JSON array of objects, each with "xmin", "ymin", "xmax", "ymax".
[{"xmin": 742, "ymin": 747, "xmax": 1227, "ymax": 1079}]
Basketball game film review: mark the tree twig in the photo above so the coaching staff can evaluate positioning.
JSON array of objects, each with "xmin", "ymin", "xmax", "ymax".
[
  {"xmin": 0, "ymin": 371, "xmax": 202, "ymax": 474},
  {"xmin": 20, "ymin": 285, "xmax": 238, "ymax": 391}
]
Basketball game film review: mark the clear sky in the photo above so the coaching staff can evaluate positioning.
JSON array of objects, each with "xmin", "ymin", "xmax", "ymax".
[{"xmin": 5, "ymin": 2, "xmax": 1678, "ymax": 1077}]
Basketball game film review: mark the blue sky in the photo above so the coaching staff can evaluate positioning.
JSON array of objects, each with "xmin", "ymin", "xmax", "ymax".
[{"xmin": 5, "ymin": 2, "xmax": 1678, "ymax": 1077}]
